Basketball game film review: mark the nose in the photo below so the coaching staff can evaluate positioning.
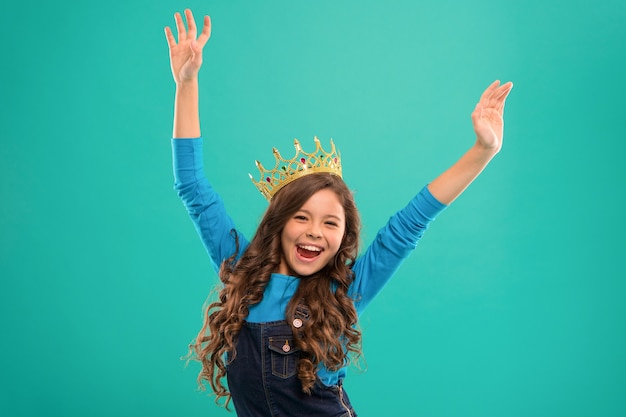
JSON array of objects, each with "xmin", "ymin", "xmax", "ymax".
[{"xmin": 306, "ymin": 225, "xmax": 322, "ymax": 239}]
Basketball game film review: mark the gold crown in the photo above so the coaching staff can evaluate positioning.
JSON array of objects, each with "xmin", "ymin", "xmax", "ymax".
[{"xmin": 249, "ymin": 136, "xmax": 342, "ymax": 201}]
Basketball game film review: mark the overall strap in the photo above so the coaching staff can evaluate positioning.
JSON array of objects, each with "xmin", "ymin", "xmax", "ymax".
[{"xmin": 292, "ymin": 299, "xmax": 310, "ymax": 336}]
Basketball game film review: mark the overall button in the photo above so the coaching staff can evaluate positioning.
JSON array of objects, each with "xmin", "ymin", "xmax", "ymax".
[
  {"xmin": 292, "ymin": 318, "xmax": 303, "ymax": 328},
  {"xmin": 282, "ymin": 340, "xmax": 291, "ymax": 352}
]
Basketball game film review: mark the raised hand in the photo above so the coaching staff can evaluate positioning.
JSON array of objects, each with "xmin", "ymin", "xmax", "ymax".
[
  {"xmin": 427, "ymin": 80, "xmax": 514, "ymax": 204},
  {"xmin": 471, "ymin": 80, "xmax": 513, "ymax": 153},
  {"xmin": 164, "ymin": 9, "xmax": 211, "ymax": 84}
]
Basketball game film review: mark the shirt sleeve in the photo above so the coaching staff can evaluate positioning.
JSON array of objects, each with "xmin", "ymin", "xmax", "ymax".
[
  {"xmin": 350, "ymin": 186, "xmax": 447, "ymax": 314},
  {"xmin": 171, "ymin": 137, "xmax": 249, "ymax": 273}
]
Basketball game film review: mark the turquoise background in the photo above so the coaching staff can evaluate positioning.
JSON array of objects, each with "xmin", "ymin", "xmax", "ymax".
[{"xmin": 1, "ymin": 0, "xmax": 625, "ymax": 416}]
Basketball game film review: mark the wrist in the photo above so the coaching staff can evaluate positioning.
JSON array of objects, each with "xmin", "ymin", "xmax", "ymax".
[
  {"xmin": 175, "ymin": 77, "xmax": 199, "ymax": 90},
  {"xmin": 472, "ymin": 140, "xmax": 500, "ymax": 157}
]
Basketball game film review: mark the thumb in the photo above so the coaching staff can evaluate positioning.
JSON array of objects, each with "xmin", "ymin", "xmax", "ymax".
[
  {"xmin": 190, "ymin": 40, "xmax": 205, "ymax": 68},
  {"xmin": 471, "ymin": 103, "xmax": 482, "ymax": 124},
  {"xmin": 190, "ymin": 40, "xmax": 201, "ymax": 57}
]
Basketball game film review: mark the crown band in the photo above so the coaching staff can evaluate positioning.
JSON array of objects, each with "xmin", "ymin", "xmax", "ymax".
[{"xmin": 249, "ymin": 137, "xmax": 342, "ymax": 201}]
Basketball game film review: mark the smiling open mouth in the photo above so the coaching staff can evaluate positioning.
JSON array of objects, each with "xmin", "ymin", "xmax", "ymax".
[{"xmin": 296, "ymin": 244, "xmax": 322, "ymax": 259}]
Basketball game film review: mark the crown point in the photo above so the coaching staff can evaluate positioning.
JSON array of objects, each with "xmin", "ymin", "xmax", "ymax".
[{"xmin": 251, "ymin": 137, "xmax": 342, "ymax": 201}]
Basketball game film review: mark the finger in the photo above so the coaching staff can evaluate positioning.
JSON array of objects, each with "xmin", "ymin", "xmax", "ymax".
[
  {"xmin": 197, "ymin": 15, "xmax": 212, "ymax": 47},
  {"xmin": 494, "ymin": 81, "xmax": 513, "ymax": 99},
  {"xmin": 174, "ymin": 12, "xmax": 187, "ymax": 42},
  {"xmin": 479, "ymin": 80, "xmax": 500, "ymax": 103},
  {"xmin": 164, "ymin": 26, "xmax": 177, "ymax": 48},
  {"xmin": 185, "ymin": 9, "xmax": 197, "ymax": 40},
  {"xmin": 483, "ymin": 81, "xmax": 512, "ymax": 112},
  {"xmin": 494, "ymin": 82, "xmax": 513, "ymax": 111}
]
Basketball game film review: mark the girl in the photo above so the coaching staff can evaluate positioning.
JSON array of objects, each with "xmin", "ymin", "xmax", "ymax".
[{"xmin": 165, "ymin": 9, "xmax": 513, "ymax": 417}]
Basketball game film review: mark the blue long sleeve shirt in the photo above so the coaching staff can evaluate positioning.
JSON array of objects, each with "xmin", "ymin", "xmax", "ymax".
[{"xmin": 172, "ymin": 137, "xmax": 447, "ymax": 385}]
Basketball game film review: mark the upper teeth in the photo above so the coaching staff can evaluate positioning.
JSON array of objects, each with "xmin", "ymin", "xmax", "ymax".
[{"xmin": 299, "ymin": 245, "xmax": 321, "ymax": 252}]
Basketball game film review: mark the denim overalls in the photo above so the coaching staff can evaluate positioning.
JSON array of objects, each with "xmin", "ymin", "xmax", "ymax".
[{"xmin": 227, "ymin": 319, "xmax": 357, "ymax": 417}]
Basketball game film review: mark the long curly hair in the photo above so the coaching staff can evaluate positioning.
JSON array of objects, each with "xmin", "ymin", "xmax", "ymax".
[{"xmin": 189, "ymin": 173, "xmax": 362, "ymax": 406}]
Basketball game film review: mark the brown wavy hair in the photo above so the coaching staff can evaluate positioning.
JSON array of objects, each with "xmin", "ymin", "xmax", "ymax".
[{"xmin": 188, "ymin": 173, "xmax": 362, "ymax": 407}]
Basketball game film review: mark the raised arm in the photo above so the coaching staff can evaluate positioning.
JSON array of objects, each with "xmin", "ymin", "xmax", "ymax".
[
  {"xmin": 427, "ymin": 80, "xmax": 513, "ymax": 205},
  {"xmin": 165, "ymin": 11, "xmax": 247, "ymax": 271},
  {"xmin": 164, "ymin": 9, "xmax": 212, "ymax": 138}
]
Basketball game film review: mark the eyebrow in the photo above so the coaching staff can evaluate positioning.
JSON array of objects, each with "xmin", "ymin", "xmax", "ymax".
[{"xmin": 298, "ymin": 209, "xmax": 344, "ymax": 221}]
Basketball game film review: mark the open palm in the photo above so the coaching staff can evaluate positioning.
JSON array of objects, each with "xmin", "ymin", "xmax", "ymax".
[
  {"xmin": 164, "ymin": 9, "xmax": 211, "ymax": 84},
  {"xmin": 471, "ymin": 80, "xmax": 513, "ymax": 153}
]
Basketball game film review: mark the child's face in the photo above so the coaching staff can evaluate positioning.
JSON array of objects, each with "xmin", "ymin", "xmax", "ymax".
[{"xmin": 278, "ymin": 188, "xmax": 346, "ymax": 277}]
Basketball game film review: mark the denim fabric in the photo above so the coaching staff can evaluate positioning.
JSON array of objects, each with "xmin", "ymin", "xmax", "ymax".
[{"xmin": 227, "ymin": 320, "xmax": 357, "ymax": 417}]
